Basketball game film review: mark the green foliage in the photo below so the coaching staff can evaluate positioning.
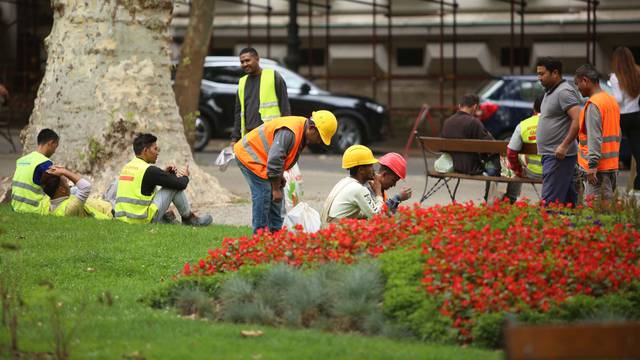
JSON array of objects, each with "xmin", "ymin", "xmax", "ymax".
[{"xmin": 471, "ymin": 312, "xmax": 505, "ymax": 349}]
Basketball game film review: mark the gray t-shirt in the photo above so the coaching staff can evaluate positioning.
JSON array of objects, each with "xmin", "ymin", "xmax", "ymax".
[{"xmin": 536, "ymin": 81, "xmax": 582, "ymax": 156}]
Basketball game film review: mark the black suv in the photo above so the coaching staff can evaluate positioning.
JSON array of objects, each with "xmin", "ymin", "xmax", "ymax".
[{"xmin": 194, "ymin": 57, "xmax": 389, "ymax": 152}]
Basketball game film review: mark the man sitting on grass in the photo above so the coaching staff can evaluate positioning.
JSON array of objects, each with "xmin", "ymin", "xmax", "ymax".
[{"xmin": 114, "ymin": 133, "xmax": 212, "ymax": 226}]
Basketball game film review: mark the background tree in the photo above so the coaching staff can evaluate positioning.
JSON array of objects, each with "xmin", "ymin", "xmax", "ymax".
[
  {"xmin": 174, "ymin": 0, "xmax": 215, "ymax": 147},
  {"xmin": 1, "ymin": 0, "xmax": 231, "ymax": 206}
]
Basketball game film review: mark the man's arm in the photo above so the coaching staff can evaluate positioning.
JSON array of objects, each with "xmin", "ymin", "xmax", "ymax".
[
  {"xmin": 555, "ymin": 87, "xmax": 582, "ymax": 159},
  {"xmin": 33, "ymin": 160, "xmax": 53, "ymax": 185},
  {"xmin": 266, "ymin": 128, "xmax": 295, "ymax": 202},
  {"xmin": 231, "ymin": 92, "xmax": 242, "ymax": 143},
  {"xmin": 585, "ymin": 104, "xmax": 603, "ymax": 184},
  {"xmin": 507, "ymin": 124, "xmax": 524, "ymax": 177},
  {"xmin": 140, "ymin": 166, "xmax": 189, "ymax": 196},
  {"xmin": 355, "ymin": 186, "xmax": 384, "ymax": 219},
  {"xmin": 274, "ymin": 72, "xmax": 291, "ymax": 116}
]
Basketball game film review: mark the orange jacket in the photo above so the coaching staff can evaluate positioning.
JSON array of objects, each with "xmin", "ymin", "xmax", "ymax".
[
  {"xmin": 234, "ymin": 116, "xmax": 306, "ymax": 179},
  {"xmin": 578, "ymin": 91, "xmax": 621, "ymax": 172}
]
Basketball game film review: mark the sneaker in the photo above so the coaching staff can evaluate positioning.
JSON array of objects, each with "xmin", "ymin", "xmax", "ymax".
[
  {"xmin": 182, "ymin": 213, "xmax": 213, "ymax": 227},
  {"xmin": 161, "ymin": 210, "xmax": 178, "ymax": 224}
]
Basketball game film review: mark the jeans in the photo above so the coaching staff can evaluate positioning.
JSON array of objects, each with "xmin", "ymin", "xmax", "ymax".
[
  {"xmin": 541, "ymin": 155, "xmax": 578, "ymax": 205},
  {"xmin": 237, "ymin": 159, "xmax": 284, "ymax": 233},
  {"xmin": 151, "ymin": 188, "xmax": 191, "ymax": 223},
  {"xmin": 621, "ymin": 111, "xmax": 640, "ymax": 190}
]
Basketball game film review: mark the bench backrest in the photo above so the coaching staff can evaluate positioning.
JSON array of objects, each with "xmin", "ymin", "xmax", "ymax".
[
  {"xmin": 504, "ymin": 322, "xmax": 640, "ymax": 360},
  {"xmin": 416, "ymin": 136, "xmax": 538, "ymax": 156}
]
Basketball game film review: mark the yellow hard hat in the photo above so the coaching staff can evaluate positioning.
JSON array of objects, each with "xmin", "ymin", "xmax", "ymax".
[
  {"xmin": 341, "ymin": 144, "xmax": 378, "ymax": 169},
  {"xmin": 311, "ymin": 110, "xmax": 337, "ymax": 145}
]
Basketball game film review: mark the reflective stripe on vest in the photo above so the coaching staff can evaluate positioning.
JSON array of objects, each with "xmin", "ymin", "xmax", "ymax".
[
  {"xmin": 114, "ymin": 157, "xmax": 157, "ymax": 224},
  {"xmin": 519, "ymin": 115, "xmax": 543, "ymax": 176},
  {"xmin": 11, "ymin": 151, "xmax": 51, "ymax": 215},
  {"xmin": 577, "ymin": 92, "xmax": 621, "ymax": 171},
  {"xmin": 234, "ymin": 116, "xmax": 306, "ymax": 179},
  {"xmin": 52, "ymin": 197, "xmax": 113, "ymax": 220},
  {"xmin": 238, "ymin": 69, "xmax": 281, "ymax": 137}
]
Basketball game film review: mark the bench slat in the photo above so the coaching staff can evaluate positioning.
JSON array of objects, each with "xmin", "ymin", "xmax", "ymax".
[
  {"xmin": 428, "ymin": 170, "xmax": 542, "ymax": 183},
  {"xmin": 418, "ymin": 136, "xmax": 538, "ymax": 156}
]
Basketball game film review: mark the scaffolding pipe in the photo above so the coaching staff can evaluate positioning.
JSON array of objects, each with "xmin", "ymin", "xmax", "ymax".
[
  {"xmin": 439, "ymin": 1, "xmax": 444, "ymax": 115},
  {"xmin": 267, "ymin": 0, "xmax": 271, "ymax": 57},
  {"xmin": 592, "ymin": 1, "xmax": 598, "ymax": 66},
  {"xmin": 452, "ymin": 0, "xmax": 457, "ymax": 106},
  {"xmin": 325, "ymin": 0, "xmax": 331, "ymax": 90},
  {"xmin": 372, "ymin": 0, "xmax": 378, "ymax": 100},
  {"xmin": 247, "ymin": 0, "xmax": 252, "ymax": 46},
  {"xmin": 520, "ymin": 0, "xmax": 525, "ymax": 75},
  {"xmin": 308, "ymin": 0, "xmax": 313, "ymax": 79},
  {"xmin": 387, "ymin": 2, "xmax": 392, "ymax": 118}
]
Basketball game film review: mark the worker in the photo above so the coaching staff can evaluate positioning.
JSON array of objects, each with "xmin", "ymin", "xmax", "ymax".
[
  {"xmin": 366, "ymin": 152, "xmax": 412, "ymax": 214},
  {"xmin": 231, "ymin": 47, "xmax": 291, "ymax": 145},
  {"xmin": 234, "ymin": 111, "xmax": 337, "ymax": 234},
  {"xmin": 114, "ymin": 133, "xmax": 213, "ymax": 226},
  {"xmin": 11, "ymin": 128, "xmax": 59, "ymax": 214},
  {"xmin": 321, "ymin": 145, "xmax": 384, "ymax": 225}
]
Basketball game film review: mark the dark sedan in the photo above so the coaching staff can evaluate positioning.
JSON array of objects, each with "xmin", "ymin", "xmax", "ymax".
[{"xmin": 194, "ymin": 56, "xmax": 389, "ymax": 153}]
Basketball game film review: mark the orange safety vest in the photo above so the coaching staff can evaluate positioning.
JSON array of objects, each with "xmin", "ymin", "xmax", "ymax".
[
  {"xmin": 577, "ymin": 91, "xmax": 621, "ymax": 172},
  {"xmin": 234, "ymin": 116, "xmax": 307, "ymax": 179}
]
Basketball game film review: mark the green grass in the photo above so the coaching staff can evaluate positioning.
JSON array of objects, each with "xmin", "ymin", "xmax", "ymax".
[{"xmin": 0, "ymin": 205, "xmax": 500, "ymax": 359}]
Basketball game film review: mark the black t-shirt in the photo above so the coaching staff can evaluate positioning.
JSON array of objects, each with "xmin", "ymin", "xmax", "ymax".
[{"xmin": 140, "ymin": 166, "xmax": 189, "ymax": 196}]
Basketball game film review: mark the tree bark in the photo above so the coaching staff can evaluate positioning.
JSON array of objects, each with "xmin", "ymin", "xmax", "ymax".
[
  {"xmin": 174, "ymin": 0, "xmax": 215, "ymax": 147},
  {"xmin": 1, "ymin": 0, "xmax": 232, "ymax": 207}
]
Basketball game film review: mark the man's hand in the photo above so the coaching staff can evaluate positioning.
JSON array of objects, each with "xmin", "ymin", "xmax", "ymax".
[
  {"xmin": 554, "ymin": 144, "xmax": 568, "ymax": 160},
  {"xmin": 178, "ymin": 164, "xmax": 190, "ymax": 177},
  {"xmin": 586, "ymin": 168, "xmax": 598, "ymax": 185},
  {"xmin": 272, "ymin": 188, "xmax": 283, "ymax": 203},
  {"xmin": 46, "ymin": 165, "xmax": 67, "ymax": 176},
  {"xmin": 165, "ymin": 164, "xmax": 177, "ymax": 174},
  {"xmin": 230, "ymin": 141, "xmax": 236, "ymax": 148},
  {"xmin": 398, "ymin": 187, "xmax": 412, "ymax": 201},
  {"xmin": 280, "ymin": 175, "xmax": 286, "ymax": 190},
  {"xmin": 372, "ymin": 173, "xmax": 383, "ymax": 196}
]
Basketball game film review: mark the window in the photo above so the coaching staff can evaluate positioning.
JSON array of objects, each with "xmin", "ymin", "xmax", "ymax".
[
  {"xmin": 202, "ymin": 66, "xmax": 244, "ymax": 84},
  {"xmin": 210, "ymin": 48, "xmax": 234, "ymax": 56},
  {"xmin": 396, "ymin": 48, "xmax": 424, "ymax": 67},
  {"xmin": 519, "ymin": 81, "xmax": 545, "ymax": 102},
  {"xmin": 300, "ymin": 48, "xmax": 326, "ymax": 66},
  {"xmin": 500, "ymin": 47, "xmax": 531, "ymax": 67}
]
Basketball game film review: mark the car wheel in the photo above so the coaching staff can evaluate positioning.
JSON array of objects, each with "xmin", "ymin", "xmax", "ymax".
[
  {"xmin": 194, "ymin": 115, "xmax": 212, "ymax": 152},
  {"xmin": 331, "ymin": 116, "xmax": 363, "ymax": 154}
]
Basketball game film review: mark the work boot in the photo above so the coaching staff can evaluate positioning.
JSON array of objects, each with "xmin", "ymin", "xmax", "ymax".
[
  {"xmin": 182, "ymin": 212, "xmax": 213, "ymax": 227},
  {"xmin": 161, "ymin": 210, "xmax": 178, "ymax": 224}
]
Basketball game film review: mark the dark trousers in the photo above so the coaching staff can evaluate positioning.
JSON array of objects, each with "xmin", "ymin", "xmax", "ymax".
[
  {"xmin": 621, "ymin": 111, "xmax": 640, "ymax": 190},
  {"xmin": 541, "ymin": 155, "xmax": 578, "ymax": 205}
]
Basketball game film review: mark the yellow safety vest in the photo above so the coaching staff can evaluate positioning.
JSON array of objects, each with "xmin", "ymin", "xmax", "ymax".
[
  {"xmin": 519, "ymin": 115, "xmax": 543, "ymax": 176},
  {"xmin": 238, "ymin": 68, "xmax": 281, "ymax": 137},
  {"xmin": 114, "ymin": 157, "xmax": 157, "ymax": 224},
  {"xmin": 11, "ymin": 151, "xmax": 51, "ymax": 215},
  {"xmin": 52, "ymin": 197, "xmax": 113, "ymax": 220}
]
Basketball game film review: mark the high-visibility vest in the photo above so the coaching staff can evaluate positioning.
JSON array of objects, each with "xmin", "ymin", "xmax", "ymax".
[
  {"xmin": 234, "ymin": 116, "xmax": 306, "ymax": 179},
  {"xmin": 11, "ymin": 151, "xmax": 51, "ymax": 215},
  {"xmin": 519, "ymin": 115, "xmax": 543, "ymax": 176},
  {"xmin": 238, "ymin": 69, "xmax": 281, "ymax": 137},
  {"xmin": 114, "ymin": 157, "xmax": 157, "ymax": 224},
  {"xmin": 52, "ymin": 197, "xmax": 113, "ymax": 220},
  {"xmin": 578, "ymin": 92, "xmax": 621, "ymax": 172}
]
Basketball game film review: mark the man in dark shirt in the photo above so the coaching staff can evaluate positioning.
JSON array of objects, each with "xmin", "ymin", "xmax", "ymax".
[{"xmin": 230, "ymin": 47, "xmax": 290, "ymax": 145}]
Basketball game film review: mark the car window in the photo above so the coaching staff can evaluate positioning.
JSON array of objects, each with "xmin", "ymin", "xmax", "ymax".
[
  {"xmin": 519, "ymin": 81, "xmax": 545, "ymax": 102},
  {"xmin": 265, "ymin": 65, "xmax": 308, "ymax": 90},
  {"xmin": 203, "ymin": 66, "xmax": 244, "ymax": 84},
  {"xmin": 477, "ymin": 79, "xmax": 503, "ymax": 100}
]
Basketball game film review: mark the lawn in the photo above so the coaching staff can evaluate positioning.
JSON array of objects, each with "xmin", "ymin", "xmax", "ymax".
[{"xmin": 0, "ymin": 205, "xmax": 500, "ymax": 359}]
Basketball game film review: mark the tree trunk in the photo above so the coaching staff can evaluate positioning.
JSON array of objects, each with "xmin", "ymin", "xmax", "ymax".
[
  {"xmin": 1, "ymin": 0, "xmax": 232, "ymax": 207},
  {"xmin": 174, "ymin": 0, "xmax": 215, "ymax": 147}
]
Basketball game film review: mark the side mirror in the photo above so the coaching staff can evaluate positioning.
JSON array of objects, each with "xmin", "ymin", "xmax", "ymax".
[{"xmin": 300, "ymin": 83, "xmax": 311, "ymax": 95}]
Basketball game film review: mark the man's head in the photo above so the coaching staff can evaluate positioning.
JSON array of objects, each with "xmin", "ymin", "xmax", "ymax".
[
  {"xmin": 37, "ymin": 128, "xmax": 59, "ymax": 157},
  {"xmin": 574, "ymin": 63, "xmax": 601, "ymax": 97},
  {"xmin": 133, "ymin": 133, "xmax": 159, "ymax": 164},
  {"xmin": 533, "ymin": 95, "xmax": 543, "ymax": 114},
  {"xmin": 306, "ymin": 110, "xmax": 337, "ymax": 146},
  {"xmin": 377, "ymin": 165, "xmax": 400, "ymax": 191},
  {"xmin": 342, "ymin": 145, "xmax": 378, "ymax": 184},
  {"xmin": 458, "ymin": 93, "xmax": 480, "ymax": 115},
  {"xmin": 536, "ymin": 57, "xmax": 563, "ymax": 90},
  {"xmin": 377, "ymin": 152, "xmax": 407, "ymax": 190},
  {"xmin": 40, "ymin": 172, "xmax": 68, "ymax": 199},
  {"xmin": 239, "ymin": 47, "xmax": 260, "ymax": 75}
]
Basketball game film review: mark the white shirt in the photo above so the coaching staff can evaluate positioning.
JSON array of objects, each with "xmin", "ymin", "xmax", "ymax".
[
  {"xmin": 325, "ymin": 177, "xmax": 384, "ymax": 221},
  {"xmin": 49, "ymin": 178, "xmax": 92, "ymax": 211},
  {"xmin": 610, "ymin": 73, "xmax": 640, "ymax": 114}
]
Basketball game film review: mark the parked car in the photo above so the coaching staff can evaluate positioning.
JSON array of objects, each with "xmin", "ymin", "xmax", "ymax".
[
  {"xmin": 477, "ymin": 75, "xmax": 630, "ymax": 166},
  {"xmin": 194, "ymin": 56, "xmax": 389, "ymax": 153}
]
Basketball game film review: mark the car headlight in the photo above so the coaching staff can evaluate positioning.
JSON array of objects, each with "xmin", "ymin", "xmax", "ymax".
[{"xmin": 365, "ymin": 102, "xmax": 385, "ymax": 114}]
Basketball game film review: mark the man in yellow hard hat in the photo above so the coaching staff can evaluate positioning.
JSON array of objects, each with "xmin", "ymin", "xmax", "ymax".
[
  {"xmin": 234, "ymin": 110, "xmax": 337, "ymax": 233},
  {"xmin": 321, "ymin": 145, "xmax": 384, "ymax": 225}
]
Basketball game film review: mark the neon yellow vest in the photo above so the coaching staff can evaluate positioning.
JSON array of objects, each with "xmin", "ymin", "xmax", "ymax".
[
  {"xmin": 114, "ymin": 157, "xmax": 157, "ymax": 224},
  {"xmin": 11, "ymin": 151, "xmax": 51, "ymax": 215},
  {"xmin": 519, "ymin": 115, "xmax": 543, "ymax": 176},
  {"xmin": 52, "ymin": 197, "xmax": 113, "ymax": 220},
  {"xmin": 238, "ymin": 69, "xmax": 281, "ymax": 137}
]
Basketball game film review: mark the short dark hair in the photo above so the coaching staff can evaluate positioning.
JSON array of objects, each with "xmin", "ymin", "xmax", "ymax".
[
  {"xmin": 133, "ymin": 133, "xmax": 157, "ymax": 155},
  {"xmin": 239, "ymin": 47, "xmax": 259, "ymax": 57},
  {"xmin": 37, "ymin": 129, "xmax": 59, "ymax": 145},
  {"xmin": 459, "ymin": 93, "xmax": 479, "ymax": 107},
  {"xmin": 40, "ymin": 172, "xmax": 61, "ymax": 198},
  {"xmin": 533, "ymin": 95, "xmax": 543, "ymax": 113},
  {"xmin": 378, "ymin": 164, "xmax": 397, "ymax": 177},
  {"xmin": 536, "ymin": 57, "xmax": 563, "ymax": 75},
  {"xmin": 575, "ymin": 63, "xmax": 600, "ymax": 83}
]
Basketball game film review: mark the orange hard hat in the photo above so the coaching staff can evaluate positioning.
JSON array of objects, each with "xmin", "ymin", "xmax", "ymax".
[{"xmin": 378, "ymin": 152, "xmax": 407, "ymax": 179}]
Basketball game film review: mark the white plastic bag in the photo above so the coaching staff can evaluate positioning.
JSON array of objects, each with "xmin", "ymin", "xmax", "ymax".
[
  {"xmin": 283, "ymin": 202, "xmax": 321, "ymax": 233},
  {"xmin": 283, "ymin": 163, "xmax": 304, "ymax": 210},
  {"xmin": 215, "ymin": 146, "xmax": 235, "ymax": 171},
  {"xmin": 434, "ymin": 153, "xmax": 454, "ymax": 173}
]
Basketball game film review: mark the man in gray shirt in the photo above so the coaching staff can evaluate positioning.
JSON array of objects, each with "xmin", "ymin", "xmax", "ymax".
[{"xmin": 535, "ymin": 57, "xmax": 582, "ymax": 205}]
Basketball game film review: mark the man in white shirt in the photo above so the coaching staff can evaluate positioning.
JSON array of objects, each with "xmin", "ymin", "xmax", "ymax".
[{"xmin": 321, "ymin": 145, "xmax": 383, "ymax": 225}]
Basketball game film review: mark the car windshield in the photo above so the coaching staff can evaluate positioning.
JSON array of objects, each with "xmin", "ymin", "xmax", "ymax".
[
  {"xmin": 264, "ymin": 64, "xmax": 315, "ymax": 91},
  {"xmin": 477, "ymin": 79, "xmax": 503, "ymax": 100}
]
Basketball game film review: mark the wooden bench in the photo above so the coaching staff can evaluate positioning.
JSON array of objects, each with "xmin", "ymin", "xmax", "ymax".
[
  {"xmin": 504, "ymin": 321, "xmax": 640, "ymax": 360},
  {"xmin": 415, "ymin": 133, "xmax": 542, "ymax": 203}
]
